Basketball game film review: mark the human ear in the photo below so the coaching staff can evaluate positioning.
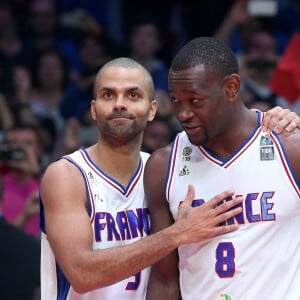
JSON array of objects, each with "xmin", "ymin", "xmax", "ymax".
[
  {"xmin": 224, "ymin": 74, "xmax": 240, "ymax": 102},
  {"xmin": 91, "ymin": 100, "xmax": 97, "ymax": 121},
  {"xmin": 148, "ymin": 100, "xmax": 158, "ymax": 121}
]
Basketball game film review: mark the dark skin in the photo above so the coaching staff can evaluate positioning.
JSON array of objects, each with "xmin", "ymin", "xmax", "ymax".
[{"xmin": 145, "ymin": 65, "xmax": 300, "ymax": 299}]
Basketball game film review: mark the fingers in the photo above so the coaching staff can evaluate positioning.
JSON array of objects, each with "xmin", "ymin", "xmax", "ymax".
[
  {"xmin": 178, "ymin": 185, "xmax": 195, "ymax": 219},
  {"xmin": 180, "ymin": 185, "xmax": 195, "ymax": 208},
  {"xmin": 213, "ymin": 221, "xmax": 240, "ymax": 235},
  {"xmin": 175, "ymin": 189, "xmax": 243, "ymax": 244},
  {"xmin": 262, "ymin": 107, "xmax": 300, "ymax": 134},
  {"xmin": 202, "ymin": 192, "xmax": 243, "ymax": 231},
  {"xmin": 277, "ymin": 111, "xmax": 299, "ymax": 133},
  {"xmin": 210, "ymin": 197, "xmax": 243, "ymax": 236},
  {"xmin": 215, "ymin": 203, "xmax": 242, "ymax": 224},
  {"xmin": 262, "ymin": 106, "xmax": 285, "ymax": 133},
  {"xmin": 207, "ymin": 189, "xmax": 236, "ymax": 209},
  {"xmin": 214, "ymin": 195, "xmax": 243, "ymax": 216}
]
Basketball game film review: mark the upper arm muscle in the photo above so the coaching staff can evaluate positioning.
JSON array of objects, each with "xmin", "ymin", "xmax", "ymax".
[{"xmin": 40, "ymin": 159, "xmax": 92, "ymax": 279}]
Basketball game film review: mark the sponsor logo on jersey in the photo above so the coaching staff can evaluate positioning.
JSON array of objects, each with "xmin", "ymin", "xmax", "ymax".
[
  {"xmin": 179, "ymin": 165, "xmax": 190, "ymax": 176},
  {"xmin": 182, "ymin": 147, "xmax": 192, "ymax": 161},
  {"xmin": 259, "ymin": 134, "xmax": 274, "ymax": 161}
]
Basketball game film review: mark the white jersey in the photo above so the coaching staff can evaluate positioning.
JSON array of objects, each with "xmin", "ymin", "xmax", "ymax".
[
  {"xmin": 40, "ymin": 148, "xmax": 151, "ymax": 300},
  {"xmin": 166, "ymin": 112, "xmax": 300, "ymax": 300}
]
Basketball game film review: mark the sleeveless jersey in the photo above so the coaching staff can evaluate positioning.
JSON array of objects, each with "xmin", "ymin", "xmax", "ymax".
[
  {"xmin": 165, "ymin": 112, "xmax": 300, "ymax": 300},
  {"xmin": 40, "ymin": 148, "xmax": 151, "ymax": 299}
]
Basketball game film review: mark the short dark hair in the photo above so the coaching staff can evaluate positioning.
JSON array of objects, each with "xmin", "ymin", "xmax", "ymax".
[
  {"xmin": 4, "ymin": 123, "xmax": 44, "ymax": 147},
  {"xmin": 170, "ymin": 37, "xmax": 238, "ymax": 77},
  {"xmin": 31, "ymin": 48, "xmax": 70, "ymax": 89}
]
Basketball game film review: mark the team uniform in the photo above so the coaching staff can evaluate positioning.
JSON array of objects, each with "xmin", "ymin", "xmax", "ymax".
[
  {"xmin": 166, "ymin": 112, "xmax": 300, "ymax": 300},
  {"xmin": 40, "ymin": 148, "xmax": 151, "ymax": 299}
]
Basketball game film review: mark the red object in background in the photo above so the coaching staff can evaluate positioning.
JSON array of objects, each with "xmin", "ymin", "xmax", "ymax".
[{"xmin": 269, "ymin": 34, "xmax": 300, "ymax": 104}]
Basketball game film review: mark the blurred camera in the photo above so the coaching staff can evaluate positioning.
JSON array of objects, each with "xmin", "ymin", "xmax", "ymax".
[
  {"xmin": 0, "ymin": 145, "xmax": 27, "ymax": 162},
  {"xmin": 247, "ymin": 0, "xmax": 278, "ymax": 17}
]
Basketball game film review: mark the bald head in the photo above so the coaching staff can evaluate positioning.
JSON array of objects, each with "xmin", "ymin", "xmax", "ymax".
[{"xmin": 94, "ymin": 57, "xmax": 155, "ymax": 100}]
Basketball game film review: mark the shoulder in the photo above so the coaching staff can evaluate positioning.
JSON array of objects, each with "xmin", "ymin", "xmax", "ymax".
[
  {"xmin": 277, "ymin": 128, "xmax": 300, "ymax": 154},
  {"xmin": 42, "ymin": 158, "xmax": 77, "ymax": 177},
  {"xmin": 144, "ymin": 145, "xmax": 172, "ymax": 195},
  {"xmin": 40, "ymin": 158, "xmax": 84, "ymax": 195},
  {"xmin": 277, "ymin": 128, "xmax": 300, "ymax": 180},
  {"xmin": 146, "ymin": 145, "xmax": 172, "ymax": 171}
]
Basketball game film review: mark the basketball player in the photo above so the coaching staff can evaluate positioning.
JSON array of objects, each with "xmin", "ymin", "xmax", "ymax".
[
  {"xmin": 145, "ymin": 37, "xmax": 300, "ymax": 300},
  {"xmin": 40, "ymin": 57, "xmax": 246, "ymax": 299}
]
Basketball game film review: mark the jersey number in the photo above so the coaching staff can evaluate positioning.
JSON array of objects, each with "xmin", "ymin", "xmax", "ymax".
[
  {"xmin": 215, "ymin": 242, "xmax": 235, "ymax": 278},
  {"xmin": 126, "ymin": 272, "xmax": 140, "ymax": 290}
]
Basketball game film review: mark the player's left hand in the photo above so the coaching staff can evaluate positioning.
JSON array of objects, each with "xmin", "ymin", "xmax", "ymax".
[{"xmin": 261, "ymin": 106, "xmax": 300, "ymax": 134}]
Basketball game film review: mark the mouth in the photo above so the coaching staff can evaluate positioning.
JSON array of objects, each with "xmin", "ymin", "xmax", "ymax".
[
  {"xmin": 109, "ymin": 117, "xmax": 133, "ymax": 126},
  {"xmin": 110, "ymin": 116, "xmax": 131, "ymax": 120},
  {"xmin": 183, "ymin": 125, "xmax": 203, "ymax": 136},
  {"xmin": 108, "ymin": 112, "xmax": 134, "ymax": 120}
]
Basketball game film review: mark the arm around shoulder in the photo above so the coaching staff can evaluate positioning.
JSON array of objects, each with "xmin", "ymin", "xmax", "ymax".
[
  {"xmin": 41, "ymin": 156, "xmax": 191, "ymax": 294},
  {"xmin": 278, "ymin": 129, "xmax": 300, "ymax": 183}
]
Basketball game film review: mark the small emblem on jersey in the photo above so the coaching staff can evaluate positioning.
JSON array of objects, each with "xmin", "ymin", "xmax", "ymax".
[
  {"xmin": 182, "ymin": 147, "xmax": 192, "ymax": 161},
  {"xmin": 88, "ymin": 171, "xmax": 94, "ymax": 180},
  {"xmin": 179, "ymin": 165, "xmax": 190, "ymax": 176},
  {"xmin": 220, "ymin": 294, "xmax": 233, "ymax": 300},
  {"xmin": 259, "ymin": 134, "xmax": 274, "ymax": 161},
  {"xmin": 219, "ymin": 293, "xmax": 246, "ymax": 300}
]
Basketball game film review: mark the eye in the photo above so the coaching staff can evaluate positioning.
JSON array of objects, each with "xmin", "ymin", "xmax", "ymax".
[
  {"xmin": 190, "ymin": 98, "xmax": 205, "ymax": 105},
  {"xmin": 129, "ymin": 91, "xmax": 138, "ymax": 99},
  {"xmin": 104, "ymin": 91, "xmax": 113, "ymax": 98}
]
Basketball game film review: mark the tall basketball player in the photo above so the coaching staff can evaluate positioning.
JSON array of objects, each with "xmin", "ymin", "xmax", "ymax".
[
  {"xmin": 39, "ymin": 57, "xmax": 246, "ymax": 299},
  {"xmin": 145, "ymin": 37, "xmax": 300, "ymax": 300}
]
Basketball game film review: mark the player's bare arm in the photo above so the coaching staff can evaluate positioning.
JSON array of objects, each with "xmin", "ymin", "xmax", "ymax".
[
  {"xmin": 41, "ymin": 156, "xmax": 242, "ymax": 294},
  {"xmin": 145, "ymin": 146, "xmax": 243, "ymax": 299},
  {"xmin": 278, "ymin": 128, "xmax": 300, "ymax": 183}
]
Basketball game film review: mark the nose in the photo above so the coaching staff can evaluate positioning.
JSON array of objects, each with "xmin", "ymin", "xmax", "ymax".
[
  {"xmin": 177, "ymin": 106, "xmax": 194, "ymax": 122},
  {"xmin": 114, "ymin": 95, "xmax": 128, "ymax": 110}
]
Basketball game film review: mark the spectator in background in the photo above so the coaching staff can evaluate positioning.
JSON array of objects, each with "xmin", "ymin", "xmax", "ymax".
[
  {"xmin": 126, "ymin": 17, "xmax": 181, "ymax": 130},
  {"xmin": 29, "ymin": 48, "xmax": 71, "ymax": 153},
  {"xmin": 54, "ymin": 102, "xmax": 98, "ymax": 159},
  {"xmin": 0, "ymin": 176, "xmax": 40, "ymax": 300},
  {"xmin": 1, "ymin": 124, "xmax": 43, "ymax": 237},
  {"xmin": 142, "ymin": 116, "xmax": 174, "ymax": 154},
  {"xmin": 3, "ymin": 65, "xmax": 38, "ymax": 125},
  {"xmin": 214, "ymin": 0, "xmax": 264, "ymax": 57},
  {"xmin": 0, "ymin": 93, "xmax": 14, "ymax": 142},
  {"xmin": 55, "ymin": 0, "xmax": 111, "ymax": 38},
  {"xmin": 276, "ymin": 0, "xmax": 300, "ymax": 53},
  {"xmin": 238, "ymin": 29, "xmax": 288, "ymax": 111},
  {"xmin": 179, "ymin": 0, "xmax": 235, "ymax": 40},
  {"xmin": 127, "ymin": 17, "xmax": 169, "ymax": 94},
  {"xmin": 0, "ymin": 1, "xmax": 29, "ymax": 74},
  {"xmin": 22, "ymin": 0, "xmax": 81, "ymax": 82},
  {"xmin": 60, "ymin": 33, "xmax": 119, "ymax": 120}
]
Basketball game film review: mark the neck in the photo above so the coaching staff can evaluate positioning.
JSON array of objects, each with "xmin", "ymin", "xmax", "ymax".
[
  {"xmin": 206, "ymin": 107, "xmax": 257, "ymax": 159},
  {"xmin": 88, "ymin": 138, "xmax": 143, "ymax": 187}
]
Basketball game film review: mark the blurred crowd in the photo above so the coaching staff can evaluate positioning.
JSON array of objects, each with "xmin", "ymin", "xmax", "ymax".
[{"xmin": 0, "ymin": 0, "xmax": 299, "ymax": 299}]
